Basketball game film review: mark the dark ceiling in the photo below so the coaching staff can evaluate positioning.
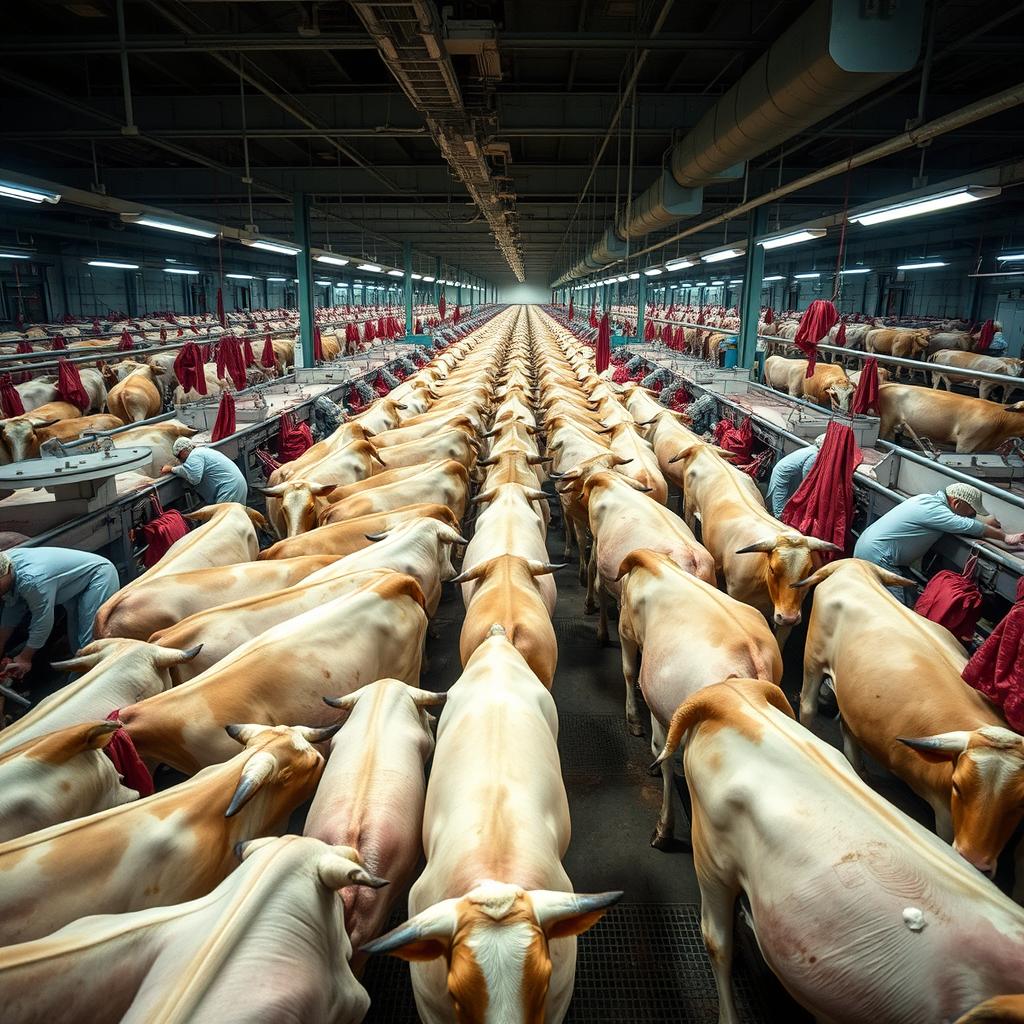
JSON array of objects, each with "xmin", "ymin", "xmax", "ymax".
[{"xmin": 1, "ymin": 0, "xmax": 1023, "ymax": 288}]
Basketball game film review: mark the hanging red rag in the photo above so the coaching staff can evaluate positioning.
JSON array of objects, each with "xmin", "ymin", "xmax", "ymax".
[
  {"xmin": 211, "ymin": 391, "xmax": 237, "ymax": 442},
  {"xmin": 764, "ymin": 307, "xmax": 774, "ymax": 325},
  {"xmin": 215, "ymin": 336, "xmax": 247, "ymax": 391},
  {"xmin": 57, "ymin": 357, "xmax": 90, "ymax": 412},
  {"xmin": 713, "ymin": 417, "xmax": 753, "ymax": 460},
  {"xmin": 0, "ymin": 374, "xmax": 25, "ymax": 417},
  {"xmin": 644, "ymin": 319, "xmax": 656, "ymax": 342},
  {"xmin": 568, "ymin": 297, "xmax": 574, "ymax": 320},
  {"xmin": 15, "ymin": 341, "xmax": 32, "ymax": 355},
  {"xmin": 781, "ymin": 420, "xmax": 862, "ymax": 557},
  {"xmin": 962, "ymin": 578, "xmax": 1024, "ymax": 731},
  {"xmin": 661, "ymin": 323, "xmax": 672, "ymax": 346},
  {"xmin": 118, "ymin": 329, "xmax": 134, "ymax": 352},
  {"xmin": 313, "ymin": 327, "xmax": 324, "ymax": 362},
  {"xmin": 453, "ymin": 306, "xmax": 462, "ymax": 324},
  {"xmin": 174, "ymin": 341, "xmax": 208, "ymax": 395},
  {"xmin": 50, "ymin": 334, "xmax": 67, "ymax": 350},
  {"xmin": 261, "ymin": 334, "xmax": 276, "ymax": 370},
  {"xmin": 835, "ymin": 321, "xmax": 848, "ymax": 347},
  {"xmin": 242, "ymin": 337, "xmax": 255, "ymax": 367},
  {"xmin": 216, "ymin": 287, "xmax": 226, "ymax": 328},
  {"xmin": 974, "ymin": 319, "xmax": 995, "ymax": 354},
  {"xmin": 794, "ymin": 299, "xmax": 839, "ymax": 376},
  {"xmin": 414, "ymin": 318, "xmax": 422, "ymax": 335},
  {"xmin": 103, "ymin": 712, "xmax": 154, "ymax": 797},
  {"xmin": 589, "ymin": 308, "xmax": 599, "ymax": 329},
  {"xmin": 136, "ymin": 492, "xmax": 189, "ymax": 568},
  {"xmin": 595, "ymin": 312, "xmax": 611, "ymax": 374},
  {"xmin": 439, "ymin": 294, "xmax": 447, "ymax": 321},
  {"xmin": 914, "ymin": 554, "xmax": 983, "ymax": 643},
  {"xmin": 277, "ymin": 412, "xmax": 313, "ymax": 463},
  {"xmin": 850, "ymin": 357, "xmax": 881, "ymax": 415}
]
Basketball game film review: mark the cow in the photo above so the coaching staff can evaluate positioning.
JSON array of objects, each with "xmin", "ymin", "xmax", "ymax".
[
  {"xmin": 375, "ymin": 427, "xmax": 479, "ymax": 471},
  {"xmin": 367, "ymin": 412, "xmax": 478, "ymax": 449},
  {"xmin": 118, "ymin": 572, "xmax": 428, "ymax": 773},
  {"xmin": 105, "ymin": 362, "xmax": 165, "ymax": 423},
  {"xmin": 0, "ymin": 835, "xmax": 382, "ymax": 1024},
  {"xmin": 10, "ymin": 378, "xmax": 58, "ymax": 413},
  {"xmin": 0, "ymin": 720, "xmax": 137, "ymax": 841},
  {"xmin": 798, "ymin": 558, "xmax": 1024, "ymax": 893},
  {"xmin": 930, "ymin": 350, "xmax": 1024, "ymax": 403},
  {"xmin": 110, "ymin": 419, "xmax": 199, "ymax": 476},
  {"xmin": 866, "ymin": 327, "xmax": 930, "ymax": 377},
  {"xmin": 927, "ymin": 330, "xmax": 974, "ymax": 358},
  {"xmin": 305, "ymin": 679, "xmax": 446, "ymax": 969},
  {"xmin": 764, "ymin": 355, "xmax": 855, "ymax": 411},
  {"xmin": 34, "ymin": 413, "xmax": 124, "ymax": 448},
  {"xmin": 267, "ymin": 422, "xmax": 375, "ymax": 484},
  {"xmin": 361, "ymin": 628, "xmax": 622, "ymax": 1023},
  {"xmin": 0, "ymin": 723, "xmax": 332, "ymax": 945},
  {"xmin": 848, "ymin": 365, "xmax": 891, "ymax": 389},
  {"xmin": 0, "ymin": 402, "xmax": 80, "ymax": 461},
  {"xmin": 173, "ymin": 365, "xmax": 228, "ymax": 405},
  {"xmin": 601, "ymin": 420, "xmax": 669, "ymax": 503},
  {"xmin": 653, "ymin": 678, "xmax": 1024, "ymax": 1024},
  {"xmin": 616, "ymin": 548, "xmax": 782, "ymax": 848},
  {"xmin": 878, "ymin": 383, "xmax": 1024, "ymax": 452}
]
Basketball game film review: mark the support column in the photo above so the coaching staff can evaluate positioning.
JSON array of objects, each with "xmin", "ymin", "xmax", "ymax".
[
  {"xmin": 435, "ymin": 257, "xmax": 441, "ymax": 308},
  {"xmin": 738, "ymin": 206, "xmax": 767, "ymax": 369},
  {"xmin": 403, "ymin": 240, "xmax": 414, "ymax": 339},
  {"xmin": 635, "ymin": 271, "xmax": 647, "ymax": 343},
  {"xmin": 293, "ymin": 190, "xmax": 314, "ymax": 368},
  {"xmin": 456, "ymin": 266, "xmax": 462, "ymax": 309}
]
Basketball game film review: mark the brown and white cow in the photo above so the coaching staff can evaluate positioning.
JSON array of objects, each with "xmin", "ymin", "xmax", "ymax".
[
  {"xmin": 375, "ymin": 427, "xmax": 480, "ymax": 472},
  {"xmin": 866, "ymin": 327, "xmax": 930, "ymax": 364},
  {"xmin": 764, "ymin": 354, "xmax": 856, "ymax": 411},
  {"xmin": 654, "ymin": 678, "xmax": 1024, "ymax": 1024},
  {"xmin": 106, "ymin": 362, "xmax": 165, "ymax": 423},
  {"xmin": 0, "ymin": 402, "xmax": 81, "ymax": 461},
  {"xmin": 110, "ymin": 419, "xmax": 198, "ymax": 477},
  {"xmin": 930, "ymin": 350, "xmax": 1024, "ymax": 403},
  {"xmin": 362, "ymin": 629, "xmax": 622, "ymax": 1023}
]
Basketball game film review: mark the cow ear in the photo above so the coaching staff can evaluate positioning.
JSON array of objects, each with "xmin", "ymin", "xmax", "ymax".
[
  {"xmin": 898, "ymin": 732, "xmax": 972, "ymax": 763},
  {"xmin": 531, "ymin": 890, "xmax": 624, "ymax": 939},
  {"xmin": 360, "ymin": 900, "xmax": 459, "ymax": 962}
]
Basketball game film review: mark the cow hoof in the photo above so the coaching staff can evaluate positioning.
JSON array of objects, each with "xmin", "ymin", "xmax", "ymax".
[
  {"xmin": 646, "ymin": 761, "xmax": 662, "ymax": 778},
  {"xmin": 650, "ymin": 830, "xmax": 674, "ymax": 851},
  {"xmin": 583, "ymin": 602, "xmax": 597, "ymax": 615}
]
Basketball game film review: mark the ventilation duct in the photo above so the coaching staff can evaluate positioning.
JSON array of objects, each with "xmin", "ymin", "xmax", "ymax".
[{"xmin": 554, "ymin": 0, "xmax": 924, "ymax": 285}]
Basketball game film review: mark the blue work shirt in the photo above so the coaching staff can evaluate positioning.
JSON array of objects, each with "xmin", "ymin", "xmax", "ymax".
[
  {"xmin": 854, "ymin": 489, "xmax": 987, "ymax": 571},
  {"xmin": 766, "ymin": 446, "xmax": 818, "ymax": 517},
  {"xmin": 1, "ymin": 548, "xmax": 118, "ymax": 649},
  {"xmin": 171, "ymin": 446, "xmax": 248, "ymax": 506}
]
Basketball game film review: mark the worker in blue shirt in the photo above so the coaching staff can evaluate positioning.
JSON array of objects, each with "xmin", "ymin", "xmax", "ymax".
[
  {"xmin": 854, "ymin": 482, "xmax": 1024, "ymax": 602},
  {"xmin": 766, "ymin": 434, "xmax": 825, "ymax": 517},
  {"xmin": 0, "ymin": 547, "xmax": 120, "ymax": 679},
  {"xmin": 162, "ymin": 438, "xmax": 248, "ymax": 506}
]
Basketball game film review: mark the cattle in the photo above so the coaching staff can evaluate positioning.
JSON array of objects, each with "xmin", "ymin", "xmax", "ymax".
[
  {"xmin": 0, "ymin": 723, "xmax": 332, "ymax": 945},
  {"xmin": 375, "ymin": 427, "xmax": 479, "ymax": 471},
  {"xmin": 764, "ymin": 354, "xmax": 856, "ymax": 411},
  {"xmin": 173, "ymin": 365, "xmax": 227, "ymax": 405},
  {"xmin": 866, "ymin": 328, "xmax": 930, "ymax": 375},
  {"xmin": 848, "ymin": 364, "xmax": 891, "ymax": 388},
  {"xmin": 348, "ymin": 397, "xmax": 406, "ymax": 436},
  {"xmin": 11, "ymin": 378, "xmax": 58, "ymax": 413},
  {"xmin": 118, "ymin": 572, "xmax": 427, "ymax": 773},
  {"xmin": 878, "ymin": 383, "xmax": 1024, "ymax": 452},
  {"xmin": 927, "ymin": 330, "xmax": 974, "ymax": 357},
  {"xmin": 35, "ymin": 413, "xmax": 124, "ymax": 448},
  {"xmin": 616, "ymin": 548, "xmax": 782, "ymax": 847},
  {"xmin": 367, "ymin": 412, "xmax": 478, "ymax": 449},
  {"xmin": 825, "ymin": 321, "xmax": 872, "ymax": 349},
  {"xmin": 653, "ymin": 678, "xmax": 1024, "ymax": 1024},
  {"xmin": 930, "ymin": 350, "xmax": 1024, "ymax": 403},
  {"xmin": 110, "ymin": 419, "xmax": 198, "ymax": 476},
  {"xmin": 601, "ymin": 420, "xmax": 669, "ymax": 502},
  {"xmin": 362, "ymin": 628, "xmax": 622, "ymax": 1023},
  {"xmin": 305, "ymin": 679, "xmax": 446, "ymax": 967},
  {"xmin": 0, "ymin": 720, "xmax": 137, "ymax": 841},
  {"xmin": 0, "ymin": 835, "xmax": 381, "ymax": 1024},
  {"xmin": 798, "ymin": 558, "xmax": 1024, "ymax": 891},
  {"xmin": 1, "ymin": 402, "xmax": 80, "ymax": 461},
  {"xmin": 106, "ymin": 362, "xmax": 165, "ymax": 422}
]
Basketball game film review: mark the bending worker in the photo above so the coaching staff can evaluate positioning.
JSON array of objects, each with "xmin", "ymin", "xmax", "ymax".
[
  {"xmin": 0, "ymin": 547, "xmax": 119, "ymax": 679},
  {"xmin": 162, "ymin": 438, "xmax": 248, "ymax": 505},
  {"xmin": 854, "ymin": 482, "xmax": 1024, "ymax": 602},
  {"xmin": 766, "ymin": 434, "xmax": 825, "ymax": 517}
]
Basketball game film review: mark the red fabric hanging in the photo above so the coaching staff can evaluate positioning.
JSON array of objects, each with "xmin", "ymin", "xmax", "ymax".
[
  {"xmin": 376, "ymin": 316, "xmax": 387, "ymax": 339},
  {"xmin": 242, "ymin": 337, "xmax": 255, "ymax": 367},
  {"xmin": 414, "ymin": 317, "xmax": 422, "ymax": 335},
  {"xmin": 103, "ymin": 712, "xmax": 154, "ymax": 797},
  {"xmin": 346, "ymin": 322, "xmax": 360, "ymax": 344},
  {"xmin": 260, "ymin": 334, "xmax": 276, "ymax": 370},
  {"xmin": 667, "ymin": 303, "xmax": 676, "ymax": 318},
  {"xmin": 835, "ymin": 321, "xmax": 848, "ymax": 347},
  {"xmin": 57, "ymin": 357, "xmax": 90, "ymax": 412},
  {"xmin": 118, "ymin": 329, "xmax": 134, "ymax": 352},
  {"xmin": 0, "ymin": 374, "xmax": 25, "ymax": 417},
  {"xmin": 568, "ymin": 297, "xmax": 574, "ymax": 320},
  {"xmin": 313, "ymin": 327, "xmax": 324, "ymax": 361},
  {"xmin": 644, "ymin": 319, "xmax": 656, "ymax": 341},
  {"xmin": 794, "ymin": 299, "xmax": 839, "ymax": 376},
  {"xmin": 277, "ymin": 412, "xmax": 313, "ymax": 463},
  {"xmin": 673, "ymin": 326, "xmax": 686, "ymax": 350},
  {"xmin": 50, "ymin": 334, "xmax": 67, "ymax": 350},
  {"xmin": 439, "ymin": 294, "xmax": 447, "ymax": 321},
  {"xmin": 974, "ymin": 319, "xmax": 995, "ymax": 354},
  {"xmin": 174, "ymin": 341, "xmax": 208, "ymax": 395},
  {"xmin": 962, "ymin": 578, "xmax": 1024, "ymax": 732},
  {"xmin": 713, "ymin": 417, "xmax": 753, "ymax": 460},
  {"xmin": 595, "ymin": 312, "xmax": 611, "ymax": 374},
  {"xmin": 781, "ymin": 420, "xmax": 862, "ymax": 557},
  {"xmin": 216, "ymin": 287, "xmax": 226, "ymax": 328},
  {"xmin": 764, "ymin": 307, "xmax": 774, "ymax": 325},
  {"xmin": 914, "ymin": 555, "xmax": 983, "ymax": 643},
  {"xmin": 453, "ymin": 305, "xmax": 462, "ymax": 324},
  {"xmin": 850, "ymin": 357, "xmax": 881, "ymax": 415},
  {"xmin": 589, "ymin": 308, "xmax": 599, "ymax": 329},
  {"xmin": 373, "ymin": 373, "xmax": 390, "ymax": 397},
  {"xmin": 216, "ymin": 336, "xmax": 247, "ymax": 391},
  {"xmin": 364, "ymin": 319, "xmax": 376, "ymax": 342},
  {"xmin": 211, "ymin": 391, "xmax": 237, "ymax": 442},
  {"xmin": 15, "ymin": 341, "xmax": 32, "ymax": 355},
  {"xmin": 660, "ymin": 323, "xmax": 672, "ymax": 346},
  {"xmin": 136, "ymin": 493, "xmax": 189, "ymax": 568}
]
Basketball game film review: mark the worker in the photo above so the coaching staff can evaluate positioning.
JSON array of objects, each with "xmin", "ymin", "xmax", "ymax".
[
  {"xmin": 0, "ymin": 547, "xmax": 120, "ymax": 679},
  {"xmin": 766, "ymin": 434, "xmax": 825, "ymax": 517},
  {"xmin": 854, "ymin": 482, "xmax": 1024, "ymax": 603},
  {"xmin": 161, "ymin": 439, "xmax": 248, "ymax": 506}
]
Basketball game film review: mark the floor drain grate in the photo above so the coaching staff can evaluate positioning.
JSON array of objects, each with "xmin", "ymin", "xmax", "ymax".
[{"xmin": 558, "ymin": 711, "xmax": 642, "ymax": 779}]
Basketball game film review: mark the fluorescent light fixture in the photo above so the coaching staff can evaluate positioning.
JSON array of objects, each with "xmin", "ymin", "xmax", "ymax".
[
  {"xmin": 314, "ymin": 254, "xmax": 349, "ymax": 266},
  {"xmin": 850, "ymin": 185, "xmax": 1000, "ymax": 227},
  {"xmin": 0, "ymin": 251, "xmax": 31, "ymax": 259},
  {"xmin": 243, "ymin": 238, "xmax": 301, "ymax": 256},
  {"xmin": 88, "ymin": 259, "xmax": 139, "ymax": 270},
  {"xmin": 165, "ymin": 258, "xmax": 178, "ymax": 263},
  {"xmin": 665, "ymin": 259, "xmax": 694, "ymax": 271},
  {"xmin": 616, "ymin": 275, "xmax": 628, "ymax": 282},
  {"xmin": 678, "ymin": 282, "xmax": 692, "ymax": 288},
  {"xmin": 124, "ymin": 214, "xmax": 218, "ymax": 239},
  {"xmin": 411, "ymin": 272, "xmax": 423, "ymax": 280},
  {"xmin": 794, "ymin": 272, "xmax": 821, "ymax": 279},
  {"xmin": 710, "ymin": 280, "xmax": 725, "ymax": 286},
  {"xmin": 358, "ymin": 263, "xmax": 382, "ymax": 272},
  {"xmin": 266, "ymin": 277, "xmax": 287, "ymax": 282},
  {"xmin": 758, "ymin": 228, "xmax": 826, "ymax": 250},
  {"xmin": 996, "ymin": 253, "xmax": 1024, "ymax": 263},
  {"xmin": 762, "ymin": 275, "xmax": 785, "ymax": 282},
  {"xmin": 163, "ymin": 267, "xmax": 200, "ymax": 276},
  {"xmin": 729, "ymin": 279, "xmax": 743, "ymax": 285},
  {"xmin": 314, "ymin": 279, "xmax": 332, "ymax": 286},
  {"xmin": 628, "ymin": 272, "xmax": 640, "ymax": 280},
  {"xmin": 226, "ymin": 273, "xmax": 255, "ymax": 280},
  {"xmin": 0, "ymin": 179, "xmax": 61, "ymax": 204},
  {"xmin": 897, "ymin": 260, "xmax": 948, "ymax": 270},
  {"xmin": 643, "ymin": 268, "xmax": 663, "ymax": 276},
  {"xmin": 839, "ymin": 266, "xmax": 872, "ymax": 275},
  {"xmin": 422, "ymin": 275, "xmax": 435, "ymax": 282},
  {"xmin": 387, "ymin": 269, "xmax": 404, "ymax": 277},
  {"xmin": 702, "ymin": 247, "xmax": 744, "ymax": 263},
  {"xmin": 695, "ymin": 281, "xmax": 708, "ymax": 287}
]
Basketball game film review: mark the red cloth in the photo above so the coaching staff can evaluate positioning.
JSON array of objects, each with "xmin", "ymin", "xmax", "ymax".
[
  {"xmin": 50, "ymin": 334, "xmax": 67, "ymax": 350},
  {"xmin": 376, "ymin": 317, "xmax": 386, "ymax": 340},
  {"xmin": 974, "ymin": 319, "xmax": 995, "ymax": 354},
  {"xmin": 661, "ymin": 324, "xmax": 672, "ymax": 346},
  {"xmin": 346, "ymin": 322, "xmax": 360, "ymax": 344},
  {"xmin": 713, "ymin": 417, "xmax": 753, "ymax": 460},
  {"xmin": 277, "ymin": 413, "xmax": 313, "ymax": 463},
  {"xmin": 644, "ymin": 319, "xmax": 656, "ymax": 341},
  {"xmin": 211, "ymin": 391, "xmax": 236, "ymax": 441},
  {"xmin": 118, "ymin": 329, "xmax": 134, "ymax": 352},
  {"xmin": 260, "ymin": 334, "xmax": 276, "ymax": 370},
  {"xmin": 962, "ymin": 578, "xmax": 1024, "ymax": 731},
  {"xmin": 216, "ymin": 336, "xmax": 247, "ymax": 391},
  {"xmin": 568, "ymin": 297, "xmax": 574, "ymax": 320},
  {"xmin": 373, "ymin": 373, "xmax": 390, "ymax": 397},
  {"xmin": 835, "ymin": 321, "xmax": 847, "ymax": 347},
  {"xmin": 174, "ymin": 341, "xmax": 208, "ymax": 395},
  {"xmin": 850, "ymin": 357, "xmax": 881, "ymax": 415},
  {"xmin": 794, "ymin": 299, "xmax": 839, "ymax": 376},
  {"xmin": 0, "ymin": 374, "xmax": 25, "ymax": 417},
  {"xmin": 589, "ymin": 308, "xmax": 599, "ymax": 329},
  {"xmin": 439, "ymin": 294, "xmax": 447, "ymax": 321},
  {"xmin": 595, "ymin": 312, "xmax": 611, "ymax": 373},
  {"xmin": 216, "ymin": 287, "xmax": 225, "ymax": 328},
  {"xmin": 242, "ymin": 337, "xmax": 255, "ymax": 367},
  {"xmin": 137, "ymin": 495, "xmax": 189, "ymax": 568},
  {"xmin": 453, "ymin": 306, "xmax": 461, "ymax": 324},
  {"xmin": 781, "ymin": 421, "xmax": 863, "ymax": 557},
  {"xmin": 914, "ymin": 556, "xmax": 983, "ymax": 643},
  {"xmin": 764, "ymin": 307, "xmax": 774, "ymax": 325},
  {"xmin": 57, "ymin": 357, "xmax": 90, "ymax": 412},
  {"xmin": 103, "ymin": 711, "xmax": 154, "ymax": 797},
  {"xmin": 364, "ymin": 319, "xmax": 376, "ymax": 342},
  {"xmin": 414, "ymin": 318, "xmax": 422, "ymax": 335},
  {"xmin": 15, "ymin": 341, "xmax": 32, "ymax": 355}
]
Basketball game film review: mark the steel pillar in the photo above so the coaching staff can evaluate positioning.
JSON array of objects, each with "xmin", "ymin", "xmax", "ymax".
[
  {"xmin": 635, "ymin": 271, "xmax": 647, "ymax": 343},
  {"xmin": 738, "ymin": 206, "xmax": 767, "ymax": 369},
  {"xmin": 403, "ymin": 240, "xmax": 413, "ymax": 337},
  {"xmin": 294, "ymin": 190, "xmax": 315, "ymax": 367}
]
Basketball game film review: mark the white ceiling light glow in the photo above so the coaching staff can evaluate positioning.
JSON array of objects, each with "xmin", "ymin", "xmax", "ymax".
[
  {"xmin": 701, "ymin": 247, "xmax": 745, "ymax": 263},
  {"xmin": 314, "ymin": 254, "xmax": 349, "ymax": 266},
  {"xmin": 757, "ymin": 228, "xmax": 826, "ymax": 250},
  {"xmin": 849, "ymin": 186, "xmax": 1000, "ymax": 227},
  {"xmin": 243, "ymin": 239, "xmax": 301, "ymax": 256},
  {"xmin": 163, "ymin": 267, "xmax": 200, "ymax": 276},
  {"xmin": 88, "ymin": 259, "xmax": 139, "ymax": 270},
  {"xmin": 897, "ymin": 260, "xmax": 948, "ymax": 270},
  {"xmin": 122, "ymin": 214, "xmax": 218, "ymax": 239},
  {"xmin": 0, "ymin": 180, "xmax": 61, "ymax": 205}
]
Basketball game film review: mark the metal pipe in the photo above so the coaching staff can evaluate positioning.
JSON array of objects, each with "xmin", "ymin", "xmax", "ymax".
[{"xmin": 116, "ymin": 0, "xmax": 135, "ymax": 131}]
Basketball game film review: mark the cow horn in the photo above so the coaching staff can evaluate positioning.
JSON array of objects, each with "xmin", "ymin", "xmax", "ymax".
[
  {"xmin": 294, "ymin": 723, "xmax": 342, "ymax": 744},
  {"xmin": 318, "ymin": 848, "xmax": 389, "ymax": 891},
  {"xmin": 530, "ymin": 890, "xmax": 624, "ymax": 933},
  {"xmin": 805, "ymin": 537, "xmax": 843, "ymax": 554},
  {"xmin": 225, "ymin": 750, "xmax": 277, "ymax": 817},
  {"xmin": 668, "ymin": 445, "xmax": 699, "ymax": 464},
  {"xmin": 360, "ymin": 899, "xmax": 460, "ymax": 958},
  {"xmin": 897, "ymin": 732, "xmax": 972, "ymax": 759},
  {"xmin": 365, "ymin": 531, "xmax": 389, "ymax": 542},
  {"xmin": 735, "ymin": 538, "xmax": 777, "ymax": 554},
  {"xmin": 323, "ymin": 692, "xmax": 359, "ymax": 711},
  {"xmin": 528, "ymin": 561, "xmax": 568, "ymax": 576},
  {"xmin": 225, "ymin": 723, "xmax": 269, "ymax": 745},
  {"xmin": 409, "ymin": 687, "xmax": 447, "ymax": 708}
]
